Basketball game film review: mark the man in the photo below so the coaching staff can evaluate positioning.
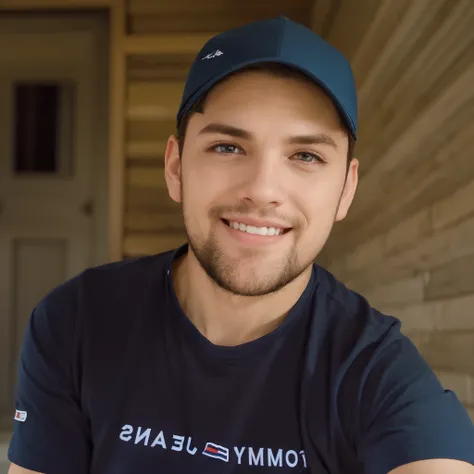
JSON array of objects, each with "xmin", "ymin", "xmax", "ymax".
[{"xmin": 7, "ymin": 16, "xmax": 474, "ymax": 474}]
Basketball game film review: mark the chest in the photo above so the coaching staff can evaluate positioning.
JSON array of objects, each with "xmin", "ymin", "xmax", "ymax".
[{"xmin": 85, "ymin": 323, "xmax": 309, "ymax": 473}]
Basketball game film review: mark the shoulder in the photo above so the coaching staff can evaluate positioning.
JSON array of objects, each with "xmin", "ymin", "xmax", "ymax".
[
  {"xmin": 78, "ymin": 249, "xmax": 174, "ymax": 297},
  {"xmin": 312, "ymin": 264, "xmax": 406, "ymax": 365},
  {"xmin": 310, "ymin": 264, "xmax": 434, "ymax": 421},
  {"xmin": 30, "ymin": 248, "xmax": 177, "ymax": 339},
  {"xmin": 308, "ymin": 267, "xmax": 474, "ymax": 471},
  {"xmin": 42, "ymin": 248, "xmax": 175, "ymax": 310}
]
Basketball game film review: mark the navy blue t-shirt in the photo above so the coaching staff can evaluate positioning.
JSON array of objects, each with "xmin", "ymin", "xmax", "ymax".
[{"xmin": 8, "ymin": 244, "xmax": 474, "ymax": 473}]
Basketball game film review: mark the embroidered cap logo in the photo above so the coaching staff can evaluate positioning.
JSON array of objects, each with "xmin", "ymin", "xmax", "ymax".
[{"xmin": 202, "ymin": 49, "xmax": 224, "ymax": 60}]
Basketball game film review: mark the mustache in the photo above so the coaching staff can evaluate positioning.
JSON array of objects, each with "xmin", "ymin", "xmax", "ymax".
[{"xmin": 209, "ymin": 203, "xmax": 299, "ymax": 228}]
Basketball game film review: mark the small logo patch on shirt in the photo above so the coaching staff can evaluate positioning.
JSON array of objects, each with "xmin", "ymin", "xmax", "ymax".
[
  {"xmin": 14, "ymin": 410, "xmax": 27, "ymax": 422},
  {"xmin": 202, "ymin": 442, "xmax": 230, "ymax": 462}
]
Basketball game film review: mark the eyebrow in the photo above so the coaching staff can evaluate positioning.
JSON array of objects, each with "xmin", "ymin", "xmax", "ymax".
[
  {"xmin": 287, "ymin": 134, "xmax": 338, "ymax": 149},
  {"xmin": 198, "ymin": 122, "xmax": 252, "ymax": 140},
  {"xmin": 198, "ymin": 122, "xmax": 338, "ymax": 149}
]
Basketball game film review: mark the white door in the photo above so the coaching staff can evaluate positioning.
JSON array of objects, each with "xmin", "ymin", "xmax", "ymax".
[{"xmin": 0, "ymin": 13, "xmax": 108, "ymax": 427}]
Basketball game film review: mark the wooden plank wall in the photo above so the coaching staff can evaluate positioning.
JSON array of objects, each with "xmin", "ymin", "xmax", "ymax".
[
  {"xmin": 123, "ymin": 0, "xmax": 314, "ymax": 258},
  {"xmin": 316, "ymin": 0, "xmax": 474, "ymax": 420},
  {"xmin": 124, "ymin": 57, "xmax": 188, "ymax": 257}
]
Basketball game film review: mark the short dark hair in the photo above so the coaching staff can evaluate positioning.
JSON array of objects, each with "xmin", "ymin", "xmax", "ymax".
[{"xmin": 177, "ymin": 63, "xmax": 355, "ymax": 166}]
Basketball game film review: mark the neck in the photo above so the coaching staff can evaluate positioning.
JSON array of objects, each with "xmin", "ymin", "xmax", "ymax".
[{"xmin": 172, "ymin": 248, "xmax": 312, "ymax": 347}]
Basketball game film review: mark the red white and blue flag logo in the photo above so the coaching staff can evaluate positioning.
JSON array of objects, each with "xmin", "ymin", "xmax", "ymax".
[{"xmin": 202, "ymin": 442, "xmax": 230, "ymax": 462}]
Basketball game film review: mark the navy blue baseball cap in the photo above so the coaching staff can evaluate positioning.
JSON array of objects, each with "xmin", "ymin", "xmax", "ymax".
[{"xmin": 177, "ymin": 16, "xmax": 358, "ymax": 140}]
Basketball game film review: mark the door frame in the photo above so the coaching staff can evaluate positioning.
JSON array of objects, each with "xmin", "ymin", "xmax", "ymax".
[{"xmin": 0, "ymin": 0, "xmax": 126, "ymax": 263}]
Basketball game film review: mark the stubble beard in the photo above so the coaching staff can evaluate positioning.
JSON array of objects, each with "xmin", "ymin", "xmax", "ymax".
[{"xmin": 187, "ymin": 225, "xmax": 308, "ymax": 297}]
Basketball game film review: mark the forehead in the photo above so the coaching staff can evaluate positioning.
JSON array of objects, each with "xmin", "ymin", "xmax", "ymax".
[{"xmin": 197, "ymin": 70, "xmax": 345, "ymax": 134}]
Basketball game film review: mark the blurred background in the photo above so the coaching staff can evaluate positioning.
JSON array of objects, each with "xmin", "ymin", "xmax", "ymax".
[{"xmin": 0, "ymin": 0, "xmax": 473, "ymax": 470}]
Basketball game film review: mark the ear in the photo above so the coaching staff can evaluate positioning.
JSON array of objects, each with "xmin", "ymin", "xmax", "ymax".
[
  {"xmin": 164, "ymin": 135, "xmax": 182, "ymax": 204},
  {"xmin": 335, "ymin": 158, "xmax": 359, "ymax": 222}
]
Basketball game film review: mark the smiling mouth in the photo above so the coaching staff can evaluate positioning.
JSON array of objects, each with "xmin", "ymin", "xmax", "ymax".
[{"xmin": 222, "ymin": 219, "xmax": 291, "ymax": 236}]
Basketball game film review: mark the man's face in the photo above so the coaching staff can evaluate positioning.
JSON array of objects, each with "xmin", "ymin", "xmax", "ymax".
[{"xmin": 165, "ymin": 71, "xmax": 358, "ymax": 296}]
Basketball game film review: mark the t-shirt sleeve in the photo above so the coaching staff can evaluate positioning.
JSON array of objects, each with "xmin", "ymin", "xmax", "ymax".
[
  {"xmin": 356, "ymin": 330, "xmax": 474, "ymax": 474},
  {"xmin": 8, "ymin": 288, "xmax": 91, "ymax": 473}
]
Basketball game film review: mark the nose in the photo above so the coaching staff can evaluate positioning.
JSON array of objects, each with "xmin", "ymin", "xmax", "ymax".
[{"xmin": 237, "ymin": 154, "xmax": 284, "ymax": 208}]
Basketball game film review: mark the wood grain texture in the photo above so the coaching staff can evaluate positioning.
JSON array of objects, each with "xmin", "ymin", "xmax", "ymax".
[
  {"xmin": 124, "ymin": 232, "xmax": 186, "ymax": 257},
  {"xmin": 343, "ymin": 215, "xmax": 474, "ymax": 293},
  {"xmin": 128, "ymin": 54, "xmax": 194, "ymax": 82},
  {"xmin": 128, "ymin": 0, "xmax": 313, "ymax": 34},
  {"xmin": 124, "ymin": 33, "xmax": 215, "ymax": 55},
  {"xmin": 127, "ymin": 141, "xmax": 168, "ymax": 163},
  {"xmin": 127, "ymin": 166, "xmax": 167, "ymax": 190},
  {"xmin": 127, "ymin": 184, "xmax": 179, "ymax": 213},
  {"xmin": 128, "ymin": 82, "xmax": 184, "ymax": 120},
  {"xmin": 125, "ymin": 211, "xmax": 184, "ymax": 233},
  {"xmin": 0, "ymin": 0, "xmax": 113, "ymax": 8},
  {"xmin": 311, "ymin": 0, "xmax": 338, "ymax": 38},
  {"xmin": 127, "ymin": 120, "xmax": 175, "ymax": 143},
  {"xmin": 416, "ymin": 334, "xmax": 474, "ymax": 376},
  {"xmin": 322, "ymin": 0, "xmax": 386, "ymax": 63},
  {"xmin": 108, "ymin": 0, "xmax": 127, "ymax": 261},
  {"xmin": 425, "ymin": 255, "xmax": 474, "ymax": 301},
  {"xmin": 129, "ymin": 0, "xmax": 311, "ymax": 15},
  {"xmin": 323, "ymin": 0, "xmax": 474, "ymax": 260}
]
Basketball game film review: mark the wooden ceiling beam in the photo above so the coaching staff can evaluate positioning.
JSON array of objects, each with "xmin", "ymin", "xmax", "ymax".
[
  {"xmin": 0, "ymin": 0, "xmax": 114, "ymax": 9},
  {"xmin": 124, "ymin": 32, "xmax": 216, "ymax": 55},
  {"xmin": 130, "ymin": 2, "xmax": 309, "ymax": 15}
]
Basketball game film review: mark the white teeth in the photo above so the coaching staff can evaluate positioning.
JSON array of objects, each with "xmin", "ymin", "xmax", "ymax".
[{"xmin": 228, "ymin": 220, "xmax": 284, "ymax": 236}]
